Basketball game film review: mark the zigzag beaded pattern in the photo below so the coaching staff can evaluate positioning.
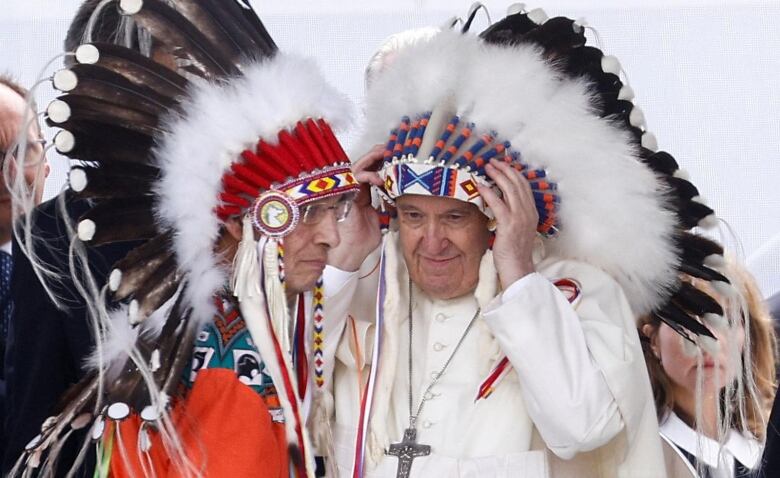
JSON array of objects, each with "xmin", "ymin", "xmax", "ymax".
[
  {"xmin": 217, "ymin": 118, "xmax": 358, "ymax": 220},
  {"xmin": 312, "ymin": 278, "xmax": 325, "ymax": 388}
]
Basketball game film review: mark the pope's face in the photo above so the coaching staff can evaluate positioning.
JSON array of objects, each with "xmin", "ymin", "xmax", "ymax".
[{"xmin": 396, "ymin": 194, "xmax": 489, "ymax": 300}]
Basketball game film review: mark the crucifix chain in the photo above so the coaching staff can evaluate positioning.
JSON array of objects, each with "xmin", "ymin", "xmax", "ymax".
[
  {"xmin": 407, "ymin": 278, "xmax": 481, "ymax": 427},
  {"xmin": 386, "ymin": 279, "xmax": 481, "ymax": 478}
]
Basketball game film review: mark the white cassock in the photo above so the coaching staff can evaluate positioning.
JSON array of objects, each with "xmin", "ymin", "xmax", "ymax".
[{"xmin": 319, "ymin": 232, "xmax": 666, "ymax": 478}]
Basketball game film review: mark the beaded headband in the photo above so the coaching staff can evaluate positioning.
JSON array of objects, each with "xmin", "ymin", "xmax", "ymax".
[{"xmin": 378, "ymin": 109, "xmax": 559, "ymax": 236}]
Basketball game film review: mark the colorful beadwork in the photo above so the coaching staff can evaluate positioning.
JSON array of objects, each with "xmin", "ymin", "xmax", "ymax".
[
  {"xmin": 312, "ymin": 278, "xmax": 325, "ymax": 388},
  {"xmin": 251, "ymin": 190, "xmax": 299, "ymax": 237},
  {"xmin": 281, "ymin": 165, "xmax": 359, "ymax": 205},
  {"xmin": 378, "ymin": 113, "xmax": 561, "ymax": 236},
  {"xmin": 187, "ymin": 295, "xmax": 283, "ymax": 423}
]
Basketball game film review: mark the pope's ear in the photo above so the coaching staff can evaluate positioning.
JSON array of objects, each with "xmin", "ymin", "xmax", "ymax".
[{"xmin": 223, "ymin": 216, "xmax": 243, "ymax": 242}]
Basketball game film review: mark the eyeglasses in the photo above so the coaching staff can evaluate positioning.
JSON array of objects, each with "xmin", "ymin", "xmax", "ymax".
[
  {"xmin": 0, "ymin": 138, "xmax": 48, "ymax": 169},
  {"xmin": 300, "ymin": 192, "xmax": 356, "ymax": 225}
]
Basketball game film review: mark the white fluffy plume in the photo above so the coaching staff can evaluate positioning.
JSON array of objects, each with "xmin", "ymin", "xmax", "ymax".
[
  {"xmin": 357, "ymin": 31, "xmax": 679, "ymax": 316},
  {"xmin": 84, "ymin": 299, "xmax": 170, "ymax": 380},
  {"xmin": 154, "ymin": 54, "xmax": 353, "ymax": 327}
]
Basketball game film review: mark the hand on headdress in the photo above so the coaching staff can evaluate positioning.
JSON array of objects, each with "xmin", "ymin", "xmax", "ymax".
[
  {"xmin": 478, "ymin": 160, "xmax": 538, "ymax": 288},
  {"xmin": 327, "ymin": 145, "xmax": 384, "ymax": 271}
]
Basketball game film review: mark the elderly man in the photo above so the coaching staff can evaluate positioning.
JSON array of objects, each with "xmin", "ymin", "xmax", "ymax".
[
  {"xmin": 320, "ymin": 11, "xmax": 727, "ymax": 478},
  {"xmin": 0, "ymin": 74, "xmax": 49, "ymax": 458}
]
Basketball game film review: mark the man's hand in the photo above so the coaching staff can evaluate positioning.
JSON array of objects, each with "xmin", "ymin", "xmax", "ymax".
[
  {"xmin": 327, "ymin": 145, "xmax": 384, "ymax": 271},
  {"xmin": 477, "ymin": 160, "xmax": 538, "ymax": 288}
]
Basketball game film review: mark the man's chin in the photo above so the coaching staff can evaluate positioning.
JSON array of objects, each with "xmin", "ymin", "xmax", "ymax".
[
  {"xmin": 286, "ymin": 276, "xmax": 323, "ymax": 296},
  {"xmin": 415, "ymin": 278, "xmax": 459, "ymax": 300}
]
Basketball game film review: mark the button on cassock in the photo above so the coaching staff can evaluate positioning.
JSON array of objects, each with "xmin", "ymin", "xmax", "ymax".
[
  {"xmin": 433, "ymin": 342, "xmax": 446, "ymax": 352},
  {"xmin": 435, "ymin": 313, "xmax": 447, "ymax": 323}
]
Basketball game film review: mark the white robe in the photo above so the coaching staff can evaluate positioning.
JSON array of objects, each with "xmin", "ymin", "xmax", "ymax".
[{"xmin": 320, "ymin": 232, "xmax": 666, "ymax": 478}]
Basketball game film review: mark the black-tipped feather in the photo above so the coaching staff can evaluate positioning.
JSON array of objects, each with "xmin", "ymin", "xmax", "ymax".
[
  {"xmin": 89, "ymin": 42, "xmax": 188, "ymax": 97},
  {"xmin": 52, "ymin": 94, "xmax": 162, "ymax": 136},
  {"xmin": 157, "ymin": 298, "xmax": 197, "ymax": 397},
  {"xmin": 52, "ymin": 122, "xmax": 153, "ymax": 164},
  {"xmin": 518, "ymin": 17, "xmax": 586, "ymax": 57},
  {"xmin": 130, "ymin": 0, "xmax": 240, "ymax": 78},
  {"xmin": 112, "ymin": 232, "xmax": 174, "ymax": 300},
  {"xmin": 177, "ymin": 0, "xmax": 277, "ymax": 66},
  {"xmin": 678, "ymin": 201, "xmax": 716, "ymax": 230},
  {"xmin": 672, "ymin": 282, "xmax": 724, "ymax": 317},
  {"xmin": 677, "ymin": 232, "xmax": 724, "ymax": 264},
  {"xmin": 593, "ymin": 73, "xmax": 623, "ymax": 97},
  {"xmin": 642, "ymin": 151, "xmax": 680, "ymax": 176},
  {"xmin": 601, "ymin": 98, "xmax": 634, "ymax": 120},
  {"xmin": 79, "ymin": 197, "xmax": 158, "ymax": 245},
  {"xmin": 665, "ymin": 176, "xmax": 700, "ymax": 202},
  {"xmin": 655, "ymin": 304, "xmax": 716, "ymax": 340},
  {"xmin": 71, "ymin": 162, "xmax": 158, "ymax": 199},
  {"xmin": 563, "ymin": 46, "xmax": 605, "ymax": 79},
  {"xmin": 679, "ymin": 262, "xmax": 730, "ymax": 283},
  {"xmin": 171, "ymin": 0, "xmax": 247, "ymax": 60},
  {"xmin": 66, "ymin": 64, "xmax": 178, "ymax": 115},
  {"xmin": 108, "ymin": 290, "xmax": 191, "ymax": 411},
  {"xmin": 233, "ymin": 0, "xmax": 279, "ymax": 52},
  {"xmin": 479, "ymin": 12, "xmax": 538, "ymax": 43},
  {"xmin": 131, "ymin": 255, "xmax": 180, "ymax": 322}
]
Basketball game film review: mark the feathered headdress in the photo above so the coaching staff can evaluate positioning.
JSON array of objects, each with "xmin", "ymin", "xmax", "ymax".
[
  {"xmin": 357, "ymin": 5, "xmax": 730, "ymax": 341},
  {"xmin": 13, "ymin": 0, "xmax": 357, "ymax": 476}
]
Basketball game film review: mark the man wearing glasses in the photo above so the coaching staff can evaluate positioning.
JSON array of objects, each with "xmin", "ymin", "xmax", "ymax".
[
  {"xmin": 0, "ymin": 74, "xmax": 49, "ymax": 459},
  {"xmin": 0, "ymin": 76, "xmax": 49, "ymax": 248}
]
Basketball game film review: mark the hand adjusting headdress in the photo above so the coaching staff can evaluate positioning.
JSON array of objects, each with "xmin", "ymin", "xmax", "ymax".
[
  {"xmin": 358, "ymin": 5, "xmax": 731, "ymax": 341},
  {"xmin": 15, "ymin": 0, "xmax": 357, "ymax": 475}
]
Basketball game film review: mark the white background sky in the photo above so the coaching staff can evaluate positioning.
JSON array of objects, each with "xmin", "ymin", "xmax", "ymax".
[{"xmin": 1, "ymin": 0, "xmax": 779, "ymax": 296}]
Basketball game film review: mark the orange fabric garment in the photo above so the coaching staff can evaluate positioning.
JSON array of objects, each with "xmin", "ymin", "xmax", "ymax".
[{"xmin": 109, "ymin": 368, "xmax": 289, "ymax": 477}]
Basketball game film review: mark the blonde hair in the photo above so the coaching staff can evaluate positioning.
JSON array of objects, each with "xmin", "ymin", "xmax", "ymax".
[{"xmin": 639, "ymin": 260, "xmax": 777, "ymax": 440}]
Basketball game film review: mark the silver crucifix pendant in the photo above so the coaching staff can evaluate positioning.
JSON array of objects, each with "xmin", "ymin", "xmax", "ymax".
[{"xmin": 386, "ymin": 427, "xmax": 431, "ymax": 478}]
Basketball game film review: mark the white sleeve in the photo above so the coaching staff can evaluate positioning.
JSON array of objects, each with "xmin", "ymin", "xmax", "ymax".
[
  {"xmin": 322, "ymin": 247, "xmax": 381, "ymax": 376},
  {"xmin": 320, "ymin": 264, "xmax": 360, "ymax": 387},
  {"xmin": 482, "ymin": 267, "xmax": 625, "ymax": 459}
]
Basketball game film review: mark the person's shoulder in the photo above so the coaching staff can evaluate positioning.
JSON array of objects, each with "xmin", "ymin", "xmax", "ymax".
[
  {"xmin": 535, "ymin": 256, "xmax": 621, "ymax": 287},
  {"xmin": 14, "ymin": 189, "xmax": 87, "ymax": 266},
  {"xmin": 534, "ymin": 256, "xmax": 634, "ymax": 313},
  {"xmin": 33, "ymin": 190, "xmax": 89, "ymax": 225}
]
